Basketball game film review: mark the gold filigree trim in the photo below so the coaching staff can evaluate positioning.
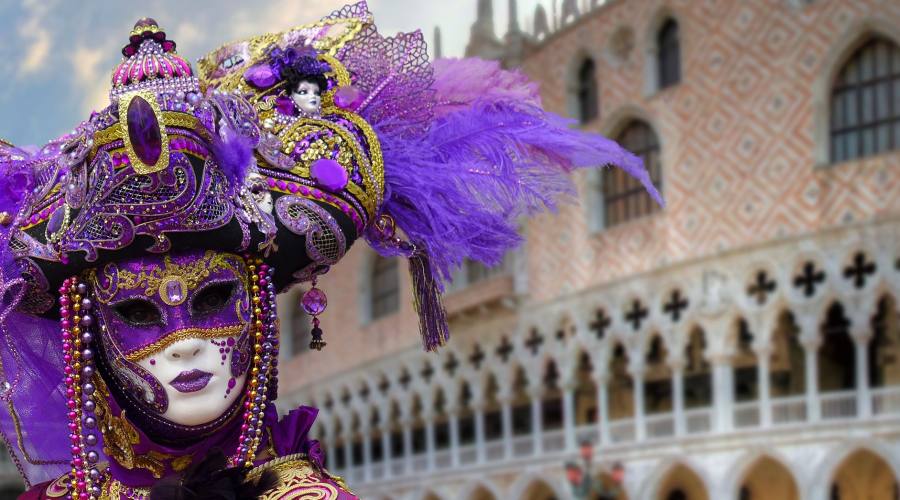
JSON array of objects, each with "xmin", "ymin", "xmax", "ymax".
[
  {"xmin": 89, "ymin": 250, "xmax": 245, "ymax": 304},
  {"xmin": 123, "ymin": 324, "xmax": 244, "ymax": 362},
  {"xmin": 6, "ymin": 399, "xmax": 63, "ymax": 466},
  {"xmin": 116, "ymin": 91, "xmax": 170, "ymax": 175},
  {"xmin": 246, "ymin": 453, "xmax": 350, "ymax": 500},
  {"xmin": 94, "ymin": 380, "xmax": 171, "ymax": 479},
  {"xmin": 91, "ymin": 110, "xmax": 202, "ymax": 164}
]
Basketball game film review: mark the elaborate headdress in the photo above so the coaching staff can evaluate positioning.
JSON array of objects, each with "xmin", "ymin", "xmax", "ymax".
[{"xmin": 0, "ymin": 2, "xmax": 661, "ymax": 493}]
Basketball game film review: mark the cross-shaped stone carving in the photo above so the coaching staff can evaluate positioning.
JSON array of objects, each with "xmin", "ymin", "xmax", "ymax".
[
  {"xmin": 421, "ymin": 363, "xmax": 435, "ymax": 382},
  {"xmin": 590, "ymin": 309, "xmax": 611, "ymax": 339},
  {"xmin": 794, "ymin": 261, "xmax": 825, "ymax": 297},
  {"xmin": 843, "ymin": 252, "xmax": 876, "ymax": 289},
  {"xmin": 663, "ymin": 289, "xmax": 689, "ymax": 322},
  {"xmin": 398, "ymin": 370, "xmax": 412, "ymax": 389},
  {"xmin": 747, "ymin": 270, "xmax": 776, "ymax": 305},
  {"xmin": 469, "ymin": 345, "xmax": 485, "ymax": 369},
  {"xmin": 496, "ymin": 336, "xmax": 514, "ymax": 362},
  {"xmin": 443, "ymin": 353, "xmax": 459, "ymax": 375},
  {"xmin": 625, "ymin": 299, "xmax": 649, "ymax": 331},
  {"xmin": 525, "ymin": 329, "xmax": 544, "ymax": 355}
]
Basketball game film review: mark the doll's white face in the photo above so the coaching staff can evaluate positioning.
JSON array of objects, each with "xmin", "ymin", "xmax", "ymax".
[
  {"xmin": 136, "ymin": 335, "xmax": 247, "ymax": 426},
  {"xmin": 291, "ymin": 81, "xmax": 321, "ymax": 116}
]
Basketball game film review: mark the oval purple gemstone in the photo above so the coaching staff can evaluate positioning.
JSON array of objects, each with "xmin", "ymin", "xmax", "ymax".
[
  {"xmin": 46, "ymin": 206, "xmax": 66, "ymax": 236},
  {"xmin": 301, "ymin": 287, "xmax": 327, "ymax": 316},
  {"xmin": 127, "ymin": 96, "xmax": 162, "ymax": 166},
  {"xmin": 310, "ymin": 158, "xmax": 348, "ymax": 191}
]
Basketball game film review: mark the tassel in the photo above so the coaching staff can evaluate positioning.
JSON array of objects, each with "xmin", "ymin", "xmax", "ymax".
[{"xmin": 408, "ymin": 251, "xmax": 449, "ymax": 351}]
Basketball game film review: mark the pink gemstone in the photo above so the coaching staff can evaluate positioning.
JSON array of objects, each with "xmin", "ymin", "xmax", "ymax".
[{"xmin": 301, "ymin": 287, "xmax": 327, "ymax": 316}]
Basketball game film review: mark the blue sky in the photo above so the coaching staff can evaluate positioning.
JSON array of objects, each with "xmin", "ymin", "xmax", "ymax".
[{"xmin": 0, "ymin": 0, "xmax": 548, "ymax": 147}]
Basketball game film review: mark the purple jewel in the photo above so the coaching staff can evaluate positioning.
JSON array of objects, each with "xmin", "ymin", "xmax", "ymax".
[
  {"xmin": 127, "ymin": 96, "xmax": 163, "ymax": 166},
  {"xmin": 243, "ymin": 64, "xmax": 278, "ymax": 88},
  {"xmin": 46, "ymin": 206, "xmax": 66, "ymax": 236},
  {"xmin": 333, "ymin": 85, "xmax": 364, "ymax": 110},
  {"xmin": 165, "ymin": 279, "xmax": 184, "ymax": 304},
  {"xmin": 301, "ymin": 287, "xmax": 327, "ymax": 316},
  {"xmin": 310, "ymin": 159, "xmax": 348, "ymax": 191}
]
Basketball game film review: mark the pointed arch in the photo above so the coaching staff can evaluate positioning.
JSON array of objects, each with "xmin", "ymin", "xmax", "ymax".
[
  {"xmin": 829, "ymin": 448, "xmax": 899, "ymax": 500},
  {"xmin": 684, "ymin": 326, "xmax": 711, "ymax": 409},
  {"xmin": 655, "ymin": 463, "xmax": 710, "ymax": 500},
  {"xmin": 608, "ymin": 340, "xmax": 634, "ymax": 421},
  {"xmin": 736, "ymin": 455, "xmax": 799, "ymax": 500},
  {"xmin": 644, "ymin": 333, "xmax": 673, "ymax": 415},
  {"xmin": 819, "ymin": 302, "xmax": 856, "ymax": 393},
  {"xmin": 812, "ymin": 19, "xmax": 900, "ymax": 165}
]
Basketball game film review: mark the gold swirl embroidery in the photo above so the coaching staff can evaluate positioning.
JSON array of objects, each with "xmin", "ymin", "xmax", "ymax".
[
  {"xmin": 123, "ymin": 324, "xmax": 245, "ymax": 362},
  {"xmin": 89, "ymin": 250, "xmax": 246, "ymax": 304},
  {"xmin": 94, "ymin": 381, "xmax": 171, "ymax": 479},
  {"xmin": 247, "ymin": 454, "xmax": 346, "ymax": 500}
]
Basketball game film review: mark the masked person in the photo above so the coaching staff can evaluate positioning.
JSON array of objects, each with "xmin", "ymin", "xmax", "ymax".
[{"xmin": 0, "ymin": 3, "xmax": 661, "ymax": 499}]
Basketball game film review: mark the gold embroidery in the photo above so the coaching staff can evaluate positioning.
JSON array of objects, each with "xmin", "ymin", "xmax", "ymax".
[
  {"xmin": 94, "ymin": 381, "xmax": 170, "ymax": 479},
  {"xmin": 6, "ymin": 399, "xmax": 62, "ymax": 465},
  {"xmin": 171, "ymin": 454, "xmax": 193, "ymax": 472},
  {"xmin": 246, "ymin": 454, "xmax": 354, "ymax": 500},
  {"xmin": 90, "ymin": 250, "xmax": 246, "ymax": 304},
  {"xmin": 123, "ymin": 324, "xmax": 245, "ymax": 362},
  {"xmin": 45, "ymin": 475, "xmax": 70, "ymax": 498},
  {"xmin": 90, "ymin": 110, "xmax": 204, "ymax": 166},
  {"xmin": 105, "ymin": 477, "xmax": 150, "ymax": 500}
]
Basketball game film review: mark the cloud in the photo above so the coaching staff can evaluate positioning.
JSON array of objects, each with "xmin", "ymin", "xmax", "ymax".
[
  {"xmin": 69, "ymin": 42, "xmax": 116, "ymax": 114},
  {"xmin": 17, "ymin": 0, "xmax": 54, "ymax": 76}
]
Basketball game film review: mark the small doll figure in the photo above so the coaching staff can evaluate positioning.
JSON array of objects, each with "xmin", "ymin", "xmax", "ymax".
[{"xmin": 245, "ymin": 46, "xmax": 331, "ymax": 130}]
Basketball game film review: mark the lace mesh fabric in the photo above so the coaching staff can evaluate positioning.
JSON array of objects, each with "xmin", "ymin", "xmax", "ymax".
[
  {"xmin": 339, "ymin": 25, "xmax": 436, "ymax": 137},
  {"xmin": 286, "ymin": 202, "xmax": 340, "ymax": 262}
]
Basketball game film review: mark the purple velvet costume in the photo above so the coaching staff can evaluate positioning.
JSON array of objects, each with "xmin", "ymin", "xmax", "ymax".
[{"xmin": 0, "ymin": 3, "xmax": 660, "ymax": 499}]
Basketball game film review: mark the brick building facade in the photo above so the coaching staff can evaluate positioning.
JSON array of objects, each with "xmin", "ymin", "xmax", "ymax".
[{"xmin": 276, "ymin": 1, "xmax": 900, "ymax": 498}]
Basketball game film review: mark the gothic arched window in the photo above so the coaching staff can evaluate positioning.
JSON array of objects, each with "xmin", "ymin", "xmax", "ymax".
[
  {"xmin": 602, "ymin": 120, "xmax": 662, "ymax": 227},
  {"xmin": 577, "ymin": 58, "xmax": 599, "ymax": 124},
  {"xmin": 371, "ymin": 256, "xmax": 399, "ymax": 320},
  {"xmin": 657, "ymin": 19, "xmax": 681, "ymax": 89},
  {"xmin": 830, "ymin": 36, "xmax": 900, "ymax": 163}
]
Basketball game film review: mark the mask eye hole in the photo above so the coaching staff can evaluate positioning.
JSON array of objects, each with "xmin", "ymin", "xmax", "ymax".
[
  {"xmin": 113, "ymin": 299, "xmax": 163, "ymax": 327},
  {"xmin": 192, "ymin": 282, "xmax": 235, "ymax": 316}
]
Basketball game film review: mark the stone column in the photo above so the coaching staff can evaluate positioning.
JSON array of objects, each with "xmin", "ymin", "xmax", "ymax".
[
  {"xmin": 475, "ymin": 403, "xmax": 487, "ymax": 464},
  {"xmin": 797, "ymin": 308, "xmax": 822, "ymax": 422},
  {"xmin": 851, "ymin": 321, "xmax": 873, "ymax": 419},
  {"xmin": 343, "ymin": 439, "xmax": 354, "ymax": 481},
  {"xmin": 711, "ymin": 355, "xmax": 734, "ymax": 432},
  {"xmin": 595, "ymin": 375, "xmax": 610, "ymax": 445},
  {"xmin": 424, "ymin": 412, "xmax": 436, "ymax": 471},
  {"xmin": 562, "ymin": 380, "xmax": 577, "ymax": 451},
  {"xmin": 449, "ymin": 408, "xmax": 461, "ymax": 467},
  {"xmin": 361, "ymin": 423, "xmax": 372, "ymax": 482},
  {"xmin": 381, "ymin": 426, "xmax": 392, "ymax": 479},
  {"xmin": 630, "ymin": 365, "xmax": 646, "ymax": 441},
  {"xmin": 530, "ymin": 386, "xmax": 544, "ymax": 454},
  {"xmin": 402, "ymin": 419, "xmax": 413, "ymax": 475},
  {"xmin": 670, "ymin": 361, "xmax": 686, "ymax": 436},
  {"xmin": 500, "ymin": 396, "xmax": 513, "ymax": 460},
  {"xmin": 756, "ymin": 345, "xmax": 773, "ymax": 428}
]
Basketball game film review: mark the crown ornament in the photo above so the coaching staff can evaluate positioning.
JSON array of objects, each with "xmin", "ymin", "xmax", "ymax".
[{"xmin": 109, "ymin": 18, "xmax": 199, "ymax": 100}]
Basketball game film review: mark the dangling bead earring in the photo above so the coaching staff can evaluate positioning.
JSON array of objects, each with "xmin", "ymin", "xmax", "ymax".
[{"xmin": 301, "ymin": 277, "xmax": 327, "ymax": 351}]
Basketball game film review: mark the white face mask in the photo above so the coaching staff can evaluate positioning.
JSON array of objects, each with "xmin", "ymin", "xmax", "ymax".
[
  {"xmin": 136, "ymin": 335, "xmax": 247, "ymax": 426},
  {"xmin": 291, "ymin": 80, "xmax": 322, "ymax": 116}
]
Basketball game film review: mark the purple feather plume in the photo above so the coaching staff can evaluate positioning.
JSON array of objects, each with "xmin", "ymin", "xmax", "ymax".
[{"xmin": 209, "ymin": 124, "xmax": 255, "ymax": 186}]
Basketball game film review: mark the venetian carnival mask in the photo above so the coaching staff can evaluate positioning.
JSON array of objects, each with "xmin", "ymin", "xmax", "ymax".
[
  {"xmin": 87, "ymin": 250, "xmax": 252, "ymax": 427},
  {"xmin": 290, "ymin": 80, "xmax": 322, "ymax": 117}
]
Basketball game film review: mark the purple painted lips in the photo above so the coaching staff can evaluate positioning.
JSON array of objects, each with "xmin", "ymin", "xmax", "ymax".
[{"xmin": 170, "ymin": 369, "xmax": 213, "ymax": 393}]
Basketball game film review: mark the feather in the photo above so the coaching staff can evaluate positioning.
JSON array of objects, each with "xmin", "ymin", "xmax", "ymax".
[
  {"xmin": 209, "ymin": 123, "xmax": 255, "ymax": 187},
  {"xmin": 431, "ymin": 58, "xmax": 541, "ymax": 117},
  {"xmin": 372, "ymin": 98, "xmax": 663, "ymax": 288}
]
